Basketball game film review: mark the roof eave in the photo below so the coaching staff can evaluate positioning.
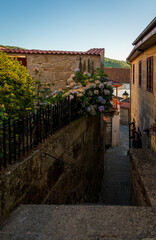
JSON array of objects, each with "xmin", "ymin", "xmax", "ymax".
[
  {"xmin": 132, "ymin": 17, "xmax": 156, "ymax": 45},
  {"xmin": 127, "ymin": 32, "xmax": 156, "ymax": 62}
]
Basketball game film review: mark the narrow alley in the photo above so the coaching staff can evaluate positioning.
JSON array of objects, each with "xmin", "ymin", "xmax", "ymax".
[{"xmin": 99, "ymin": 124, "xmax": 131, "ymax": 205}]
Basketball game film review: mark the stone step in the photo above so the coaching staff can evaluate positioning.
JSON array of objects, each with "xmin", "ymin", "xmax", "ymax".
[
  {"xmin": 1, "ymin": 205, "xmax": 156, "ymax": 240},
  {"xmin": 0, "ymin": 232, "xmax": 41, "ymax": 240},
  {"xmin": 0, "ymin": 232, "xmax": 155, "ymax": 240}
]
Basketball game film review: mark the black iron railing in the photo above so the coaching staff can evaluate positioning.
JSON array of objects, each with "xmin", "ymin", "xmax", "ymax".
[
  {"xmin": 129, "ymin": 122, "xmax": 142, "ymax": 148},
  {"xmin": 0, "ymin": 96, "xmax": 80, "ymax": 170}
]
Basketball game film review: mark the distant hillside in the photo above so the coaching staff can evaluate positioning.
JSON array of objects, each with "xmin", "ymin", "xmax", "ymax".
[
  {"xmin": 0, "ymin": 45, "xmax": 25, "ymax": 50},
  {"xmin": 104, "ymin": 57, "xmax": 130, "ymax": 68}
]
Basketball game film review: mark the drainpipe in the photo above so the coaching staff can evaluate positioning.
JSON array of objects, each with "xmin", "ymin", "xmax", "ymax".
[
  {"xmin": 116, "ymin": 86, "xmax": 118, "ymax": 109},
  {"xmin": 126, "ymin": 61, "xmax": 132, "ymax": 151}
]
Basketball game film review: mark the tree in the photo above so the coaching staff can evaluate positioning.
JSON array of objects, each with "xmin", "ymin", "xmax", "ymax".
[{"xmin": 0, "ymin": 51, "xmax": 34, "ymax": 117}]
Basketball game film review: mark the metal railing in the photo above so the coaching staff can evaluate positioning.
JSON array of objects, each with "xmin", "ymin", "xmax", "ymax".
[
  {"xmin": 129, "ymin": 122, "xmax": 142, "ymax": 148},
  {"xmin": 0, "ymin": 96, "xmax": 80, "ymax": 170}
]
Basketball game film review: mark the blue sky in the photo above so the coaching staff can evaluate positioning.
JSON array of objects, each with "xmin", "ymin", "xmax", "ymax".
[{"xmin": 0, "ymin": 0, "xmax": 155, "ymax": 60}]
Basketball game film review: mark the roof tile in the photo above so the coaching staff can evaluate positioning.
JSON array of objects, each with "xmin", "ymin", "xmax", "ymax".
[
  {"xmin": 2, "ymin": 48, "xmax": 104, "ymax": 56},
  {"xmin": 120, "ymin": 102, "xmax": 130, "ymax": 109},
  {"xmin": 104, "ymin": 67, "xmax": 130, "ymax": 84}
]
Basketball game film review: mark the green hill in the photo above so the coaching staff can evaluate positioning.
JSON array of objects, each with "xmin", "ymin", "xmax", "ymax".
[
  {"xmin": 104, "ymin": 57, "xmax": 130, "ymax": 68},
  {"xmin": 0, "ymin": 45, "xmax": 25, "ymax": 50}
]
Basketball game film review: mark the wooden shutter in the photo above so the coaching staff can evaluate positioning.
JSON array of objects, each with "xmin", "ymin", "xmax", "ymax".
[
  {"xmin": 147, "ymin": 58, "xmax": 149, "ymax": 91},
  {"xmin": 147, "ymin": 57, "xmax": 153, "ymax": 92},
  {"xmin": 133, "ymin": 64, "xmax": 135, "ymax": 84},
  {"xmin": 150, "ymin": 57, "xmax": 153, "ymax": 92},
  {"xmin": 139, "ymin": 61, "xmax": 142, "ymax": 87},
  {"xmin": 17, "ymin": 57, "xmax": 27, "ymax": 67}
]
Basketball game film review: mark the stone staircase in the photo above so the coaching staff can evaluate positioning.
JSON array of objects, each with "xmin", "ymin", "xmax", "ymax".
[{"xmin": 1, "ymin": 205, "xmax": 156, "ymax": 240}]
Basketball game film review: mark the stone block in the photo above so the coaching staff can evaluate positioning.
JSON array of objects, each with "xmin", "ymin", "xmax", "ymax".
[{"xmin": 0, "ymin": 116, "xmax": 105, "ymax": 227}]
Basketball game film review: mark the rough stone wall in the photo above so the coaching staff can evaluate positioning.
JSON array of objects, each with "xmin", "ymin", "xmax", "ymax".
[
  {"xmin": 130, "ymin": 45, "xmax": 156, "ymax": 149},
  {"xmin": 0, "ymin": 115, "xmax": 105, "ymax": 226},
  {"xmin": 8, "ymin": 53, "xmax": 101, "ymax": 90},
  {"xmin": 151, "ymin": 134, "xmax": 156, "ymax": 154},
  {"xmin": 105, "ymin": 114, "xmax": 112, "ymax": 148},
  {"xmin": 130, "ymin": 148, "xmax": 156, "ymax": 206},
  {"xmin": 120, "ymin": 108, "xmax": 130, "ymax": 125}
]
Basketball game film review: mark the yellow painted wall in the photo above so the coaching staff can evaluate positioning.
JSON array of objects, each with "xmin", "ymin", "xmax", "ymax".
[{"xmin": 130, "ymin": 45, "xmax": 156, "ymax": 149}]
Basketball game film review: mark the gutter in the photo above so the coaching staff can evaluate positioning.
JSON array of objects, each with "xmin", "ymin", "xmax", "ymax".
[
  {"xmin": 127, "ymin": 18, "xmax": 156, "ymax": 63},
  {"xmin": 133, "ymin": 17, "xmax": 156, "ymax": 45}
]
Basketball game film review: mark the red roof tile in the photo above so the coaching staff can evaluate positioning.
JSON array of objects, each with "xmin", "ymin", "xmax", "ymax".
[
  {"xmin": 104, "ymin": 68, "xmax": 130, "ymax": 84},
  {"xmin": 120, "ymin": 102, "xmax": 130, "ymax": 109},
  {"xmin": 2, "ymin": 48, "xmax": 104, "ymax": 56}
]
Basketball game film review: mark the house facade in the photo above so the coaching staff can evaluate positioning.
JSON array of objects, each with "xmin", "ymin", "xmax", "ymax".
[
  {"xmin": 1, "ymin": 48, "xmax": 104, "ymax": 90},
  {"xmin": 127, "ymin": 17, "xmax": 156, "ymax": 152}
]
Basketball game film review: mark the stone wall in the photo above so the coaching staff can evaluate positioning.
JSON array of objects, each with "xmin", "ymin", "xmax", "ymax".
[
  {"xmin": 8, "ymin": 53, "xmax": 102, "ymax": 90},
  {"xmin": 105, "ymin": 115, "xmax": 112, "ymax": 148},
  {"xmin": 0, "ymin": 115, "xmax": 105, "ymax": 226},
  {"xmin": 130, "ymin": 148, "xmax": 156, "ymax": 206},
  {"xmin": 120, "ymin": 107, "xmax": 130, "ymax": 125},
  {"xmin": 130, "ymin": 45, "xmax": 156, "ymax": 149}
]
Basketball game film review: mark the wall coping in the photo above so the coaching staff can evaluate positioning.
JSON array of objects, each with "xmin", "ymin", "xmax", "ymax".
[{"xmin": 130, "ymin": 148, "xmax": 156, "ymax": 206}]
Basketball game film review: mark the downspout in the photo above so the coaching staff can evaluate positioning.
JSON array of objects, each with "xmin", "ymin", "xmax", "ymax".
[{"xmin": 126, "ymin": 60, "xmax": 132, "ymax": 151}]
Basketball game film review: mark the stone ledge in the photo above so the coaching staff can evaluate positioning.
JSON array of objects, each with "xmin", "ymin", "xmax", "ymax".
[{"xmin": 130, "ymin": 148, "xmax": 156, "ymax": 206}]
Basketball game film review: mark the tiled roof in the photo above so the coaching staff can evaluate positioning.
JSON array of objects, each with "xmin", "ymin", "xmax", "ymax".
[
  {"xmin": 120, "ymin": 102, "xmax": 130, "ymax": 109},
  {"xmin": 104, "ymin": 67, "xmax": 130, "ymax": 84},
  {"xmin": 2, "ymin": 48, "xmax": 104, "ymax": 56}
]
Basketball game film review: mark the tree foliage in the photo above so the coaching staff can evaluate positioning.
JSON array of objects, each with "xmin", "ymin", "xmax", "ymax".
[
  {"xmin": 104, "ymin": 57, "xmax": 130, "ymax": 68},
  {"xmin": 0, "ymin": 51, "xmax": 34, "ymax": 117}
]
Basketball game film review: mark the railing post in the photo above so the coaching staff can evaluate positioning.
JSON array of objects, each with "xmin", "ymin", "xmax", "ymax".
[
  {"xmin": 3, "ymin": 119, "xmax": 7, "ymax": 168},
  {"xmin": 22, "ymin": 116, "xmax": 25, "ymax": 155},
  {"xmin": 26, "ymin": 114, "xmax": 29, "ymax": 152},
  {"xmin": 0, "ymin": 98, "xmax": 81, "ymax": 170},
  {"xmin": 8, "ymin": 117, "xmax": 12, "ymax": 164},
  {"xmin": 18, "ymin": 118, "xmax": 21, "ymax": 158},
  {"xmin": 13, "ymin": 119, "xmax": 16, "ymax": 162}
]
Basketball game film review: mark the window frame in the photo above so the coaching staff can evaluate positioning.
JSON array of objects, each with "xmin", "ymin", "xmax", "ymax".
[
  {"xmin": 132, "ymin": 64, "xmax": 135, "ymax": 84},
  {"xmin": 139, "ymin": 60, "xmax": 142, "ymax": 87},
  {"xmin": 147, "ymin": 56, "xmax": 153, "ymax": 93}
]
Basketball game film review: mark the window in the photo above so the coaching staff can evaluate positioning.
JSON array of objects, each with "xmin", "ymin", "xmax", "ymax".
[
  {"xmin": 139, "ymin": 60, "xmax": 142, "ymax": 87},
  {"xmin": 133, "ymin": 64, "xmax": 135, "ymax": 84},
  {"xmin": 10, "ymin": 56, "xmax": 27, "ymax": 67},
  {"xmin": 16, "ymin": 57, "xmax": 27, "ymax": 67},
  {"xmin": 147, "ymin": 56, "xmax": 153, "ymax": 92}
]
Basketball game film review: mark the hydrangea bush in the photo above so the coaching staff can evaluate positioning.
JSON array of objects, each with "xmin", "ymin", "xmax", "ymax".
[{"xmin": 43, "ymin": 68, "xmax": 114, "ymax": 115}]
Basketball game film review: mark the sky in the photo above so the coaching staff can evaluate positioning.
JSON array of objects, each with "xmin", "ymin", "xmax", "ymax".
[{"xmin": 0, "ymin": 0, "xmax": 156, "ymax": 60}]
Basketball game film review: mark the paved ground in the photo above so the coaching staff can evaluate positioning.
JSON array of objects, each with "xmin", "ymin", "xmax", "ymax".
[
  {"xmin": 99, "ymin": 124, "xmax": 131, "ymax": 205},
  {"xmin": 1, "ymin": 205, "xmax": 156, "ymax": 240}
]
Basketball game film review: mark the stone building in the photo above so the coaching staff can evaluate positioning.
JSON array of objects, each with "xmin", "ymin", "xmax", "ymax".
[
  {"xmin": 127, "ymin": 17, "xmax": 156, "ymax": 152},
  {"xmin": 2, "ymin": 48, "xmax": 104, "ymax": 90},
  {"xmin": 120, "ymin": 102, "xmax": 130, "ymax": 125}
]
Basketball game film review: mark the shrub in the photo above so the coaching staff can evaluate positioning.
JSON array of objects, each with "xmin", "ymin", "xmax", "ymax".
[
  {"xmin": 0, "ymin": 51, "xmax": 35, "ymax": 118},
  {"xmin": 41, "ymin": 68, "xmax": 114, "ymax": 115}
]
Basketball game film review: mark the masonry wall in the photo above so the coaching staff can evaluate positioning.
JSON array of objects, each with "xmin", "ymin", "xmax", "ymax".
[
  {"xmin": 8, "ymin": 53, "xmax": 102, "ymax": 90},
  {"xmin": 105, "ymin": 114, "xmax": 113, "ymax": 148},
  {"xmin": 130, "ymin": 148, "xmax": 156, "ymax": 207},
  {"xmin": 120, "ymin": 107, "xmax": 130, "ymax": 125},
  {"xmin": 0, "ymin": 115, "xmax": 105, "ymax": 226},
  {"xmin": 130, "ymin": 45, "xmax": 156, "ymax": 150}
]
